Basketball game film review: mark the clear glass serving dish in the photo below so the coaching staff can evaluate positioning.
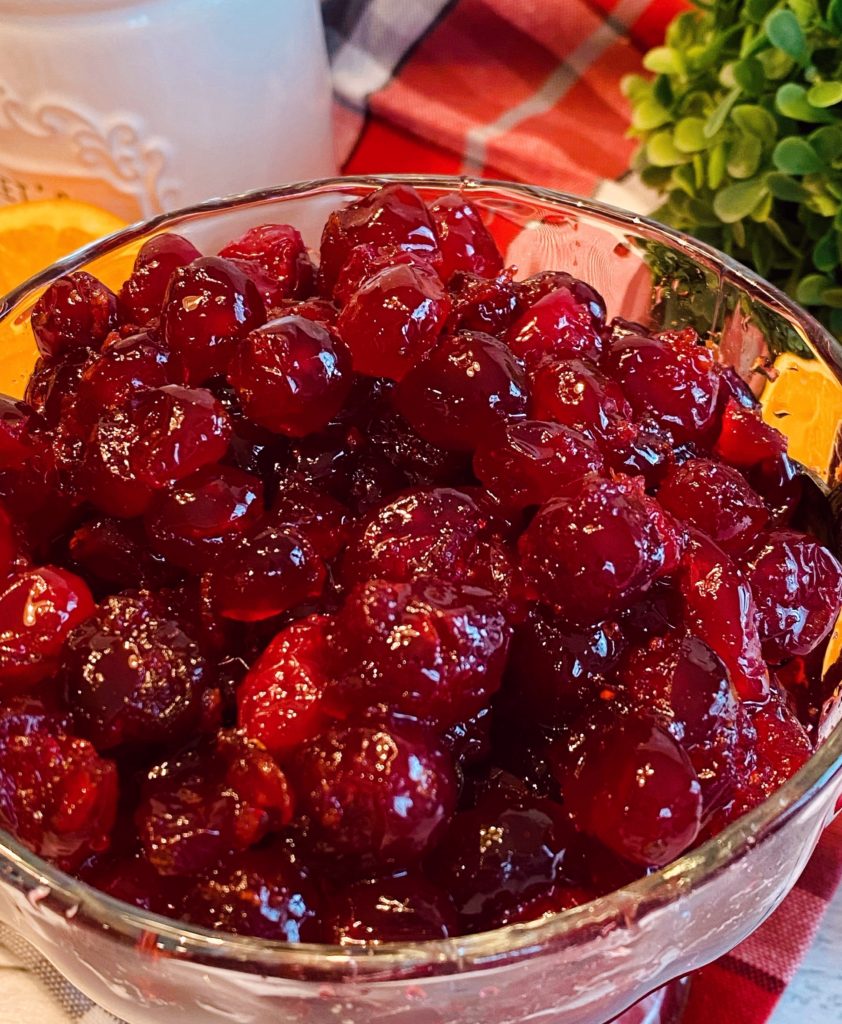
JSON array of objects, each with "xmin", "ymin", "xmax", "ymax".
[{"xmin": 0, "ymin": 175, "xmax": 840, "ymax": 1024}]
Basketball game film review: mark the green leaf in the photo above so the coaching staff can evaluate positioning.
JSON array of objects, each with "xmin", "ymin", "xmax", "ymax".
[
  {"xmin": 814, "ymin": 230, "xmax": 840, "ymax": 272},
  {"xmin": 746, "ymin": 0, "xmax": 776, "ymax": 22},
  {"xmin": 728, "ymin": 134, "xmax": 763, "ymax": 178},
  {"xmin": 674, "ymin": 117, "xmax": 708, "ymax": 153},
  {"xmin": 822, "ymin": 287, "xmax": 842, "ymax": 308},
  {"xmin": 750, "ymin": 190, "xmax": 774, "ymax": 222},
  {"xmin": 773, "ymin": 137, "xmax": 824, "ymax": 174},
  {"xmin": 765, "ymin": 171, "xmax": 809, "ymax": 201},
  {"xmin": 708, "ymin": 142, "xmax": 727, "ymax": 190},
  {"xmin": 621, "ymin": 74, "xmax": 650, "ymax": 102},
  {"xmin": 713, "ymin": 178, "xmax": 769, "ymax": 223},
  {"xmin": 776, "ymin": 83, "xmax": 836, "ymax": 123},
  {"xmin": 632, "ymin": 98, "xmax": 673, "ymax": 132},
  {"xmin": 752, "ymin": 233, "xmax": 773, "ymax": 276},
  {"xmin": 653, "ymin": 73, "xmax": 674, "ymax": 109},
  {"xmin": 765, "ymin": 9, "xmax": 808, "ymax": 63},
  {"xmin": 733, "ymin": 58, "xmax": 765, "ymax": 95},
  {"xmin": 797, "ymin": 274, "xmax": 833, "ymax": 305},
  {"xmin": 810, "ymin": 125, "xmax": 842, "ymax": 163},
  {"xmin": 731, "ymin": 104, "xmax": 778, "ymax": 138},
  {"xmin": 704, "ymin": 88, "xmax": 741, "ymax": 138},
  {"xmin": 757, "ymin": 47, "xmax": 795, "ymax": 80},
  {"xmin": 672, "ymin": 163, "xmax": 698, "ymax": 197},
  {"xmin": 830, "ymin": 0, "xmax": 842, "ymax": 35},
  {"xmin": 807, "ymin": 82, "xmax": 842, "ymax": 108},
  {"xmin": 646, "ymin": 131, "xmax": 689, "ymax": 167},
  {"xmin": 765, "ymin": 217, "xmax": 802, "ymax": 256},
  {"xmin": 643, "ymin": 46, "xmax": 684, "ymax": 75}
]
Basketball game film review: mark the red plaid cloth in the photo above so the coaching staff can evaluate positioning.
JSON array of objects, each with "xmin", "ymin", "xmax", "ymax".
[{"xmin": 321, "ymin": 2, "xmax": 842, "ymax": 1022}]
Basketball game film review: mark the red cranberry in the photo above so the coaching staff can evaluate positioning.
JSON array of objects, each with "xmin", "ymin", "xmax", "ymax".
[
  {"xmin": 69, "ymin": 516, "xmax": 173, "ymax": 590},
  {"xmin": 529, "ymin": 356, "xmax": 632, "ymax": 444},
  {"xmin": 162, "ymin": 256, "xmax": 265, "ymax": 384},
  {"xmin": 429, "ymin": 194, "xmax": 503, "ymax": 280},
  {"xmin": 714, "ymin": 399, "xmax": 787, "ymax": 468},
  {"xmin": 219, "ymin": 223, "xmax": 315, "ymax": 303},
  {"xmin": 81, "ymin": 850, "xmax": 184, "ymax": 916},
  {"xmin": 516, "ymin": 271, "xmax": 607, "ymax": 323},
  {"xmin": 0, "ymin": 707, "xmax": 117, "ymax": 870},
  {"xmin": 744, "ymin": 530, "xmax": 842, "ymax": 662},
  {"xmin": 0, "ymin": 395, "xmax": 38, "ymax": 468},
  {"xmin": 508, "ymin": 287, "xmax": 604, "ymax": 366},
  {"xmin": 331, "ymin": 578, "xmax": 511, "ymax": 727},
  {"xmin": 447, "ymin": 271, "xmax": 519, "ymax": 335},
  {"xmin": 748, "ymin": 454, "xmax": 804, "ymax": 526},
  {"xmin": 442, "ymin": 706, "xmax": 493, "ymax": 770},
  {"xmin": 319, "ymin": 183, "xmax": 440, "ymax": 293},
  {"xmin": 290, "ymin": 717, "xmax": 456, "ymax": 866},
  {"xmin": 31, "ymin": 271, "xmax": 117, "ymax": 359},
  {"xmin": 24, "ymin": 353, "xmax": 86, "ymax": 428},
  {"xmin": 366, "ymin": 407, "xmax": 471, "ymax": 488},
  {"xmin": 657, "ymin": 458, "xmax": 768, "ymax": 555},
  {"xmin": 238, "ymin": 614, "xmax": 334, "ymax": 756},
  {"xmin": 473, "ymin": 420, "xmax": 603, "ymax": 509},
  {"xmin": 329, "ymin": 873, "xmax": 457, "ymax": 944},
  {"xmin": 393, "ymin": 331, "xmax": 527, "ymax": 452},
  {"xmin": 337, "ymin": 261, "xmax": 451, "ymax": 381},
  {"xmin": 0, "ymin": 503, "xmax": 23, "ymax": 579},
  {"xmin": 271, "ymin": 296, "xmax": 339, "ymax": 326},
  {"xmin": 119, "ymin": 233, "xmax": 202, "ymax": 326},
  {"xmin": 136, "ymin": 730, "xmax": 293, "ymax": 876},
  {"xmin": 269, "ymin": 482, "xmax": 353, "ymax": 561},
  {"xmin": 333, "ymin": 244, "xmax": 434, "ymax": 306},
  {"xmin": 76, "ymin": 329, "xmax": 171, "ymax": 415},
  {"xmin": 227, "ymin": 316, "xmax": 352, "ymax": 437}
]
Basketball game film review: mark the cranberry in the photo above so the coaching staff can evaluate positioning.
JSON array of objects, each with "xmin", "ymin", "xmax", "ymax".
[
  {"xmin": 227, "ymin": 316, "xmax": 352, "ymax": 436},
  {"xmin": 182, "ymin": 844, "xmax": 323, "ymax": 941},
  {"xmin": 366, "ymin": 408, "xmax": 471, "ymax": 488},
  {"xmin": 31, "ymin": 271, "xmax": 117, "ymax": 359},
  {"xmin": 744, "ymin": 530, "xmax": 842, "ymax": 662},
  {"xmin": 428, "ymin": 194, "xmax": 503, "ymax": 280},
  {"xmin": 76, "ymin": 330, "xmax": 171, "ymax": 415},
  {"xmin": 714, "ymin": 399, "xmax": 787, "ymax": 468},
  {"xmin": 269, "ymin": 483, "xmax": 353, "ymax": 561},
  {"xmin": 136, "ymin": 730, "xmax": 293, "ymax": 876},
  {"xmin": 0, "ymin": 503, "xmax": 22, "ymax": 579},
  {"xmin": 393, "ymin": 331, "xmax": 527, "ymax": 452},
  {"xmin": 508, "ymin": 287, "xmax": 604, "ymax": 366},
  {"xmin": 529, "ymin": 356, "xmax": 633, "ymax": 444},
  {"xmin": 331, "ymin": 578, "xmax": 510, "ymax": 727},
  {"xmin": 518, "ymin": 475, "xmax": 675, "ymax": 623},
  {"xmin": 119, "ymin": 233, "xmax": 202, "ymax": 326},
  {"xmin": 0, "ymin": 395, "xmax": 38, "ymax": 468},
  {"xmin": 82, "ymin": 850, "xmax": 184, "ymax": 916},
  {"xmin": 329, "ymin": 873, "xmax": 457, "ymax": 944},
  {"xmin": 62, "ymin": 594, "xmax": 210, "ymax": 750},
  {"xmin": 207, "ymin": 525, "xmax": 325, "ymax": 622},
  {"xmin": 319, "ymin": 183, "xmax": 440, "ymax": 293},
  {"xmin": 219, "ymin": 223, "xmax": 315, "ymax": 302},
  {"xmin": 238, "ymin": 614, "xmax": 334, "ymax": 756},
  {"xmin": 69, "ymin": 516, "xmax": 173, "ymax": 591},
  {"xmin": 290, "ymin": 717, "xmax": 456, "ymax": 866},
  {"xmin": 446, "ymin": 271, "xmax": 519, "ymax": 336},
  {"xmin": 657, "ymin": 458, "xmax": 768, "ymax": 555},
  {"xmin": 333, "ymin": 244, "xmax": 434, "ymax": 306},
  {"xmin": 24, "ymin": 353, "xmax": 86, "ymax": 428},
  {"xmin": 473, "ymin": 420, "xmax": 603, "ymax": 509},
  {"xmin": 442, "ymin": 706, "xmax": 493, "ymax": 770},
  {"xmin": 516, "ymin": 271, "xmax": 607, "ymax": 323},
  {"xmin": 0, "ymin": 707, "xmax": 117, "ymax": 870},
  {"xmin": 271, "ymin": 296, "xmax": 339, "ymax": 326},
  {"xmin": 748, "ymin": 454, "xmax": 804, "ymax": 526},
  {"xmin": 162, "ymin": 257, "xmax": 265, "ymax": 384},
  {"xmin": 146, "ymin": 465, "xmax": 264, "ymax": 573},
  {"xmin": 337, "ymin": 261, "xmax": 451, "ymax": 381}
]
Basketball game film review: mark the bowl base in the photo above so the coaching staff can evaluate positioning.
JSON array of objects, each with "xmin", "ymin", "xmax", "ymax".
[{"xmin": 610, "ymin": 976, "xmax": 691, "ymax": 1024}]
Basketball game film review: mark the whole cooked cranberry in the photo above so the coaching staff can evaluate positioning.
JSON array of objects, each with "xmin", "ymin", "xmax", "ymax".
[
  {"xmin": 657, "ymin": 458, "xmax": 768, "ymax": 555},
  {"xmin": 328, "ymin": 873, "xmax": 457, "ymax": 944},
  {"xmin": 136, "ymin": 730, "xmax": 293, "ymax": 876},
  {"xmin": 331, "ymin": 578, "xmax": 511, "ymax": 727},
  {"xmin": 62, "ymin": 593, "xmax": 210, "ymax": 750},
  {"xmin": 679, "ymin": 530, "xmax": 769, "ymax": 702},
  {"xmin": 429, "ymin": 194, "xmax": 503, "ymax": 280},
  {"xmin": 75, "ymin": 330, "xmax": 171, "ymax": 415},
  {"xmin": 82, "ymin": 850, "xmax": 184, "ymax": 916},
  {"xmin": 119, "ymin": 233, "xmax": 202, "ymax": 326},
  {"xmin": 146, "ymin": 465, "xmax": 264, "ymax": 573},
  {"xmin": 269, "ymin": 482, "xmax": 353, "ymax": 561},
  {"xmin": 714, "ymin": 399, "xmax": 787, "ymax": 468},
  {"xmin": 518, "ymin": 475, "xmax": 675, "ymax": 623},
  {"xmin": 290, "ymin": 717, "xmax": 456, "ymax": 866},
  {"xmin": 24, "ymin": 353, "xmax": 86, "ymax": 428},
  {"xmin": 0, "ymin": 395, "xmax": 38, "ymax": 468},
  {"xmin": 182, "ymin": 844, "xmax": 323, "ymax": 941},
  {"xmin": 69, "ymin": 516, "xmax": 174, "ymax": 590},
  {"xmin": 319, "ymin": 183, "xmax": 440, "ymax": 293},
  {"xmin": 603, "ymin": 332, "xmax": 722, "ymax": 444},
  {"xmin": 332, "ymin": 244, "xmax": 434, "ymax": 306},
  {"xmin": 31, "ymin": 271, "xmax": 117, "ymax": 359},
  {"xmin": 608, "ymin": 415, "xmax": 676, "ymax": 485},
  {"xmin": 442, "ymin": 706, "xmax": 493, "ymax": 770},
  {"xmin": 337, "ymin": 261, "xmax": 451, "ymax": 381},
  {"xmin": 429, "ymin": 793, "xmax": 577, "ymax": 932},
  {"xmin": 207, "ymin": 525, "xmax": 325, "ymax": 621},
  {"xmin": 0, "ymin": 567, "xmax": 94, "ymax": 689},
  {"xmin": 366, "ymin": 407, "xmax": 470, "ymax": 488},
  {"xmin": 516, "ymin": 271, "xmax": 607, "ymax": 323},
  {"xmin": 748, "ymin": 454, "xmax": 804, "ymax": 526},
  {"xmin": 162, "ymin": 256, "xmax": 265, "ymax": 384},
  {"xmin": 227, "ymin": 316, "xmax": 352, "ymax": 436},
  {"xmin": 744, "ymin": 530, "xmax": 842, "ymax": 662},
  {"xmin": 219, "ymin": 223, "xmax": 315, "ymax": 302},
  {"xmin": 508, "ymin": 287, "xmax": 604, "ymax": 366},
  {"xmin": 0, "ymin": 707, "xmax": 117, "ymax": 870},
  {"xmin": 238, "ymin": 614, "xmax": 334, "ymax": 756},
  {"xmin": 447, "ymin": 271, "xmax": 519, "ymax": 336},
  {"xmin": 529, "ymin": 356, "xmax": 633, "ymax": 444},
  {"xmin": 473, "ymin": 420, "xmax": 603, "ymax": 508},
  {"xmin": 557, "ymin": 713, "xmax": 702, "ymax": 867},
  {"xmin": 393, "ymin": 331, "xmax": 527, "ymax": 452}
]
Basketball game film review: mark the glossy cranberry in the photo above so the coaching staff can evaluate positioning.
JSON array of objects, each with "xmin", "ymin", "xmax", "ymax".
[
  {"xmin": 219, "ymin": 223, "xmax": 315, "ymax": 303},
  {"xmin": 748, "ymin": 454, "xmax": 805, "ymax": 526},
  {"xmin": 516, "ymin": 271, "xmax": 607, "ymax": 323},
  {"xmin": 269, "ymin": 482, "xmax": 353, "ymax": 561},
  {"xmin": 0, "ymin": 503, "xmax": 22, "ymax": 579},
  {"xmin": 429, "ymin": 194, "xmax": 503, "ymax": 280},
  {"xmin": 290, "ymin": 718, "xmax": 456, "ymax": 866},
  {"xmin": 331, "ymin": 578, "xmax": 510, "ymax": 727},
  {"xmin": 162, "ymin": 256, "xmax": 265, "ymax": 384},
  {"xmin": 227, "ymin": 316, "xmax": 352, "ymax": 436},
  {"xmin": 679, "ymin": 530, "xmax": 769, "ymax": 701},
  {"xmin": 508, "ymin": 287, "xmax": 604, "ymax": 366},
  {"xmin": 24, "ymin": 353, "xmax": 86, "ymax": 428},
  {"xmin": 82, "ymin": 850, "xmax": 184, "ymax": 916},
  {"xmin": 603, "ymin": 332, "xmax": 722, "ymax": 444},
  {"xmin": 473, "ymin": 420, "xmax": 603, "ymax": 508},
  {"xmin": 337, "ymin": 261, "xmax": 451, "ymax": 381},
  {"xmin": 714, "ymin": 399, "xmax": 787, "ymax": 468},
  {"xmin": 319, "ymin": 183, "xmax": 440, "ymax": 293},
  {"xmin": 393, "ymin": 331, "xmax": 527, "ymax": 452},
  {"xmin": 657, "ymin": 458, "xmax": 768, "ymax": 555},
  {"xmin": 76, "ymin": 330, "xmax": 171, "ymax": 415},
  {"xmin": 446, "ymin": 270, "xmax": 519, "ymax": 335},
  {"xmin": 363, "ymin": 407, "xmax": 467, "ymax": 487},
  {"xmin": 0, "ymin": 707, "xmax": 117, "ymax": 870},
  {"xmin": 271, "ymin": 296, "xmax": 339, "ymax": 326},
  {"xmin": 69, "ymin": 516, "xmax": 173, "ymax": 590},
  {"xmin": 529, "ymin": 356, "xmax": 632, "ymax": 442},
  {"xmin": 182, "ymin": 844, "xmax": 323, "ymax": 941},
  {"xmin": 744, "ymin": 530, "xmax": 842, "ymax": 662},
  {"xmin": 519, "ymin": 475, "xmax": 675, "ymax": 623},
  {"xmin": 62, "ymin": 594, "xmax": 210, "ymax": 750},
  {"xmin": 0, "ymin": 567, "xmax": 94, "ymax": 689},
  {"xmin": 119, "ymin": 233, "xmax": 202, "ymax": 326},
  {"xmin": 146, "ymin": 465, "xmax": 264, "ymax": 573},
  {"xmin": 607, "ymin": 415, "xmax": 676, "ymax": 485},
  {"xmin": 136, "ymin": 730, "xmax": 293, "ymax": 876},
  {"xmin": 207, "ymin": 525, "xmax": 325, "ymax": 622},
  {"xmin": 332, "ymin": 243, "xmax": 434, "ymax": 306},
  {"xmin": 31, "ymin": 271, "xmax": 117, "ymax": 359},
  {"xmin": 329, "ymin": 873, "xmax": 457, "ymax": 944},
  {"xmin": 442, "ymin": 706, "xmax": 493, "ymax": 770},
  {"xmin": 238, "ymin": 614, "xmax": 334, "ymax": 757},
  {"xmin": 0, "ymin": 395, "xmax": 38, "ymax": 468},
  {"xmin": 558, "ymin": 713, "xmax": 702, "ymax": 867}
]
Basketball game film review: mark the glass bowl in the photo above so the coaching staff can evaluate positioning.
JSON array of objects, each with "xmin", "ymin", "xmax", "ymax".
[{"xmin": 0, "ymin": 175, "xmax": 841, "ymax": 1024}]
